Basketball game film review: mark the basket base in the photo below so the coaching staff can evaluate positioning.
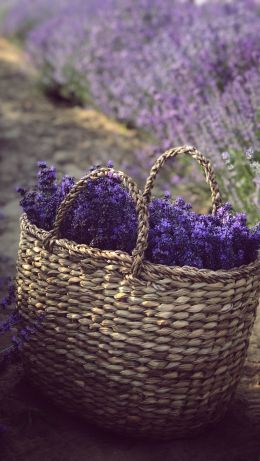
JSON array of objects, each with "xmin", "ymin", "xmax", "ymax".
[{"xmin": 24, "ymin": 366, "xmax": 232, "ymax": 441}]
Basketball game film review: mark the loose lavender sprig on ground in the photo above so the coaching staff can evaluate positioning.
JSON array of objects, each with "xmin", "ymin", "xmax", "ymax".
[
  {"xmin": 17, "ymin": 162, "xmax": 260, "ymax": 270},
  {"xmin": 0, "ymin": 279, "xmax": 43, "ymax": 372},
  {"xmin": 0, "ymin": 277, "xmax": 44, "ymax": 436}
]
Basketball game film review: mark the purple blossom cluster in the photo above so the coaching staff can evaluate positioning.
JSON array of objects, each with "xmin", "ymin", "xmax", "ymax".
[
  {"xmin": 1, "ymin": 0, "xmax": 69, "ymax": 38},
  {"xmin": 147, "ymin": 198, "xmax": 260, "ymax": 270},
  {"xmin": 17, "ymin": 161, "xmax": 75, "ymax": 231},
  {"xmin": 18, "ymin": 161, "xmax": 138, "ymax": 251},
  {"xmin": 17, "ymin": 162, "xmax": 260, "ymax": 270}
]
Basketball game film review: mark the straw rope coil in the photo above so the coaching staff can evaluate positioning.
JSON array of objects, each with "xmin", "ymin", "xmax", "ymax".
[{"xmin": 16, "ymin": 146, "xmax": 260, "ymax": 439}]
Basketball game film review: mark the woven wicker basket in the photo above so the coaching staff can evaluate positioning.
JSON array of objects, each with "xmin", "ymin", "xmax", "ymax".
[{"xmin": 16, "ymin": 146, "xmax": 260, "ymax": 439}]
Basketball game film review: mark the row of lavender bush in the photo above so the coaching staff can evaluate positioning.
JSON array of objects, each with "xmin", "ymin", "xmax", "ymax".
[{"xmin": 1, "ymin": 0, "xmax": 259, "ymax": 223}]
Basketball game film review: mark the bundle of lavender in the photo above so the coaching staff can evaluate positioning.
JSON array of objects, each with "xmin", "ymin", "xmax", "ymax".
[{"xmin": 17, "ymin": 160, "xmax": 260, "ymax": 271}]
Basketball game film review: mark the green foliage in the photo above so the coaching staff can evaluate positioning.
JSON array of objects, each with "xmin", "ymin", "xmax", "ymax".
[
  {"xmin": 218, "ymin": 148, "xmax": 259, "ymax": 226},
  {"xmin": 38, "ymin": 63, "xmax": 92, "ymax": 106}
]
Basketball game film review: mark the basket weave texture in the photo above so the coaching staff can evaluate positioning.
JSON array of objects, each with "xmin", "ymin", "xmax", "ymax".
[{"xmin": 16, "ymin": 146, "xmax": 260, "ymax": 439}]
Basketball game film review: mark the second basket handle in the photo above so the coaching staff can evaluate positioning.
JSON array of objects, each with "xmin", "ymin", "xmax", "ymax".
[{"xmin": 143, "ymin": 145, "xmax": 222, "ymax": 214}]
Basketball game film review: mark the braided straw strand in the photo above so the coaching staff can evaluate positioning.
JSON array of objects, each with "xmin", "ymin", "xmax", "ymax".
[{"xmin": 143, "ymin": 145, "xmax": 222, "ymax": 213}]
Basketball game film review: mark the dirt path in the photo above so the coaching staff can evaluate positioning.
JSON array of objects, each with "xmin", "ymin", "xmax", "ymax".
[
  {"xmin": 0, "ymin": 38, "xmax": 144, "ymax": 268},
  {"xmin": 0, "ymin": 38, "xmax": 259, "ymax": 461}
]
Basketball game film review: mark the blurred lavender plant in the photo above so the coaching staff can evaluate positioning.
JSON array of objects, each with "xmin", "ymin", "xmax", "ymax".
[
  {"xmin": 1, "ymin": 0, "xmax": 69, "ymax": 39},
  {"xmin": 80, "ymin": 0, "xmax": 260, "ymax": 130},
  {"xmin": 23, "ymin": 9, "xmax": 90, "ymax": 102},
  {"xmin": 25, "ymin": 0, "xmax": 112, "ymax": 103}
]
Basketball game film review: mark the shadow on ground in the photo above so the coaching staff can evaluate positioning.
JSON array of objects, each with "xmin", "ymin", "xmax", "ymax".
[{"xmin": 1, "ymin": 372, "xmax": 259, "ymax": 461}]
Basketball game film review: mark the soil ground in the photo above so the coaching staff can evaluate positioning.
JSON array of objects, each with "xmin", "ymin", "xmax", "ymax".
[{"xmin": 0, "ymin": 38, "xmax": 259, "ymax": 461}]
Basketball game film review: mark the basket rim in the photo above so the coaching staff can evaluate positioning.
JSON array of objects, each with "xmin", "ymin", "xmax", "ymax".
[{"xmin": 20, "ymin": 213, "xmax": 260, "ymax": 283}]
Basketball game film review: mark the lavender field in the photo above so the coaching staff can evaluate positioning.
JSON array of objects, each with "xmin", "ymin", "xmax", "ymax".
[
  {"xmin": 1, "ymin": 0, "xmax": 259, "ymax": 222},
  {"xmin": 0, "ymin": 0, "xmax": 259, "ymax": 459}
]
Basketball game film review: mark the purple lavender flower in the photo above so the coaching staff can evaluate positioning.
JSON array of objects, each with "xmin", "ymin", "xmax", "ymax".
[
  {"xmin": 19, "ymin": 163, "xmax": 75, "ymax": 230},
  {"xmin": 1, "ymin": 0, "xmax": 70, "ymax": 38}
]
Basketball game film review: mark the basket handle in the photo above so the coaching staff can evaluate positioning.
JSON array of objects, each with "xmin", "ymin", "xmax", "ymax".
[
  {"xmin": 44, "ymin": 168, "xmax": 149, "ymax": 277},
  {"xmin": 44, "ymin": 146, "xmax": 222, "ymax": 277},
  {"xmin": 143, "ymin": 145, "xmax": 222, "ymax": 214}
]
